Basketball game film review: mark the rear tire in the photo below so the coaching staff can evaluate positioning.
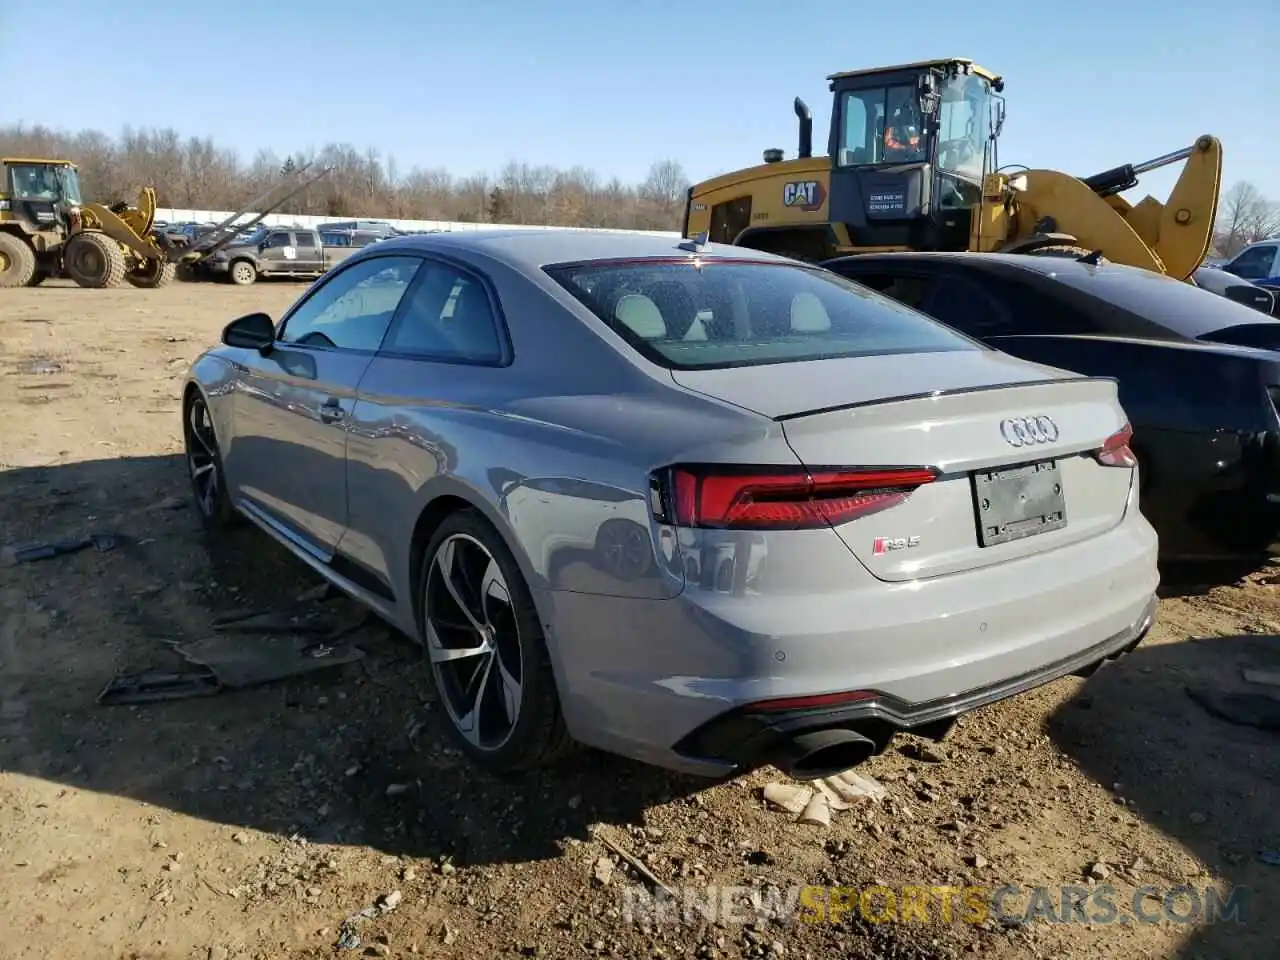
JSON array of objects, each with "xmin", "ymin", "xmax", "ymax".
[
  {"xmin": 418, "ymin": 509, "xmax": 576, "ymax": 774},
  {"xmin": 126, "ymin": 259, "xmax": 177, "ymax": 289},
  {"xmin": 0, "ymin": 233, "xmax": 37, "ymax": 288},
  {"xmin": 65, "ymin": 232, "xmax": 127, "ymax": 288}
]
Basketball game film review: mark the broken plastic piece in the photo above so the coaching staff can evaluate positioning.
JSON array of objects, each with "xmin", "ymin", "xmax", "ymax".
[
  {"xmin": 825, "ymin": 769, "xmax": 888, "ymax": 803},
  {"xmin": 762, "ymin": 782, "xmax": 812, "ymax": 814},
  {"xmin": 10, "ymin": 531, "xmax": 119, "ymax": 564},
  {"xmin": 98, "ymin": 670, "xmax": 220, "ymax": 705},
  {"xmin": 798, "ymin": 792, "xmax": 832, "ymax": 826}
]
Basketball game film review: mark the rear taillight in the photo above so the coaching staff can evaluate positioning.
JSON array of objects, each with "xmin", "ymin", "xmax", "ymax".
[
  {"xmin": 1095, "ymin": 422, "xmax": 1137, "ymax": 468},
  {"xmin": 649, "ymin": 464, "xmax": 937, "ymax": 530}
]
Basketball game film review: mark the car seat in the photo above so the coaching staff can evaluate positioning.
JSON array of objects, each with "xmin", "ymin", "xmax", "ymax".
[
  {"xmin": 614, "ymin": 294, "xmax": 667, "ymax": 339},
  {"xmin": 790, "ymin": 291, "xmax": 832, "ymax": 332}
]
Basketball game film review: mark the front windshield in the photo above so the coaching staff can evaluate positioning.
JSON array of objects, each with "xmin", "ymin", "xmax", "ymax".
[
  {"xmin": 838, "ymin": 85, "xmax": 927, "ymax": 165},
  {"xmin": 935, "ymin": 73, "xmax": 991, "ymax": 182},
  {"xmin": 9, "ymin": 163, "xmax": 80, "ymax": 202}
]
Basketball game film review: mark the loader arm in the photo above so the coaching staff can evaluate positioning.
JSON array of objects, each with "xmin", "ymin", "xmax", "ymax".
[{"xmin": 1010, "ymin": 135, "xmax": 1221, "ymax": 281}]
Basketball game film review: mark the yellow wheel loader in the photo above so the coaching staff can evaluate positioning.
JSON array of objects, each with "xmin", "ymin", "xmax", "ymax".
[
  {"xmin": 682, "ymin": 58, "xmax": 1222, "ymax": 280},
  {"xmin": 0, "ymin": 158, "xmax": 332, "ymax": 289}
]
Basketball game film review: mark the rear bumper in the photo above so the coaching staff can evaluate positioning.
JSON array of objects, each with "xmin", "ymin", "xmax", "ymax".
[
  {"xmin": 672, "ymin": 594, "xmax": 1156, "ymax": 770},
  {"xmin": 541, "ymin": 509, "xmax": 1159, "ymax": 778}
]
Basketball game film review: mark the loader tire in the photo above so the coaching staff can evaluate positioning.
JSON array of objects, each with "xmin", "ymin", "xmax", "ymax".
[
  {"xmin": 65, "ymin": 232, "xmax": 127, "ymax": 289},
  {"xmin": 0, "ymin": 233, "xmax": 38, "ymax": 288},
  {"xmin": 127, "ymin": 259, "xmax": 177, "ymax": 289}
]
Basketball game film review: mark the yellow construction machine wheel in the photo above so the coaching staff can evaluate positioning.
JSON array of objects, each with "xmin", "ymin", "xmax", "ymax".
[
  {"xmin": 126, "ymin": 258, "xmax": 177, "ymax": 289},
  {"xmin": 64, "ymin": 232, "xmax": 127, "ymax": 289},
  {"xmin": 0, "ymin": 232, "xmax": 37, "ymax": 288}
]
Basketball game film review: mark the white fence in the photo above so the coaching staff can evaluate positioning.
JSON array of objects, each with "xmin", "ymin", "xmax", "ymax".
[{"xmin": 155, "ymin": 208, "xmax": 680, "ymax": 239}]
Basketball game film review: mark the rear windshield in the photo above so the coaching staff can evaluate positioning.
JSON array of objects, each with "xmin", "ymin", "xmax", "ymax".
[
  {"xmin": 1041, "ymin": 263, "xmax": 1280, "ymax": 340},
  {"xmin": 544, "ymin": 259, "xmax": 978, "ymax": 369}
]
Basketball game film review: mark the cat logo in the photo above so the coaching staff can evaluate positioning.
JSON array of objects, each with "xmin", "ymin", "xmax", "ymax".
[{"xmin": 782, "ymin": 180, "xmax": 826, "ymax": 212}]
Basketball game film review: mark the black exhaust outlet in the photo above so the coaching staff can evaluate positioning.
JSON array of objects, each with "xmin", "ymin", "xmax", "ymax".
[
  {"xmin": 773, "ymin": 728, "xmax": 876, "ymax": 781},
  {"xmin": 794, "ymin": 98, "xmax": 813, "ymax": 160}
]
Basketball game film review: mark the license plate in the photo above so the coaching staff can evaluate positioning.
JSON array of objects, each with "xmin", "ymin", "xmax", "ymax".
[{"xmin": 973, "ymin": 458, "xmax": 1067, "ymax": 547}]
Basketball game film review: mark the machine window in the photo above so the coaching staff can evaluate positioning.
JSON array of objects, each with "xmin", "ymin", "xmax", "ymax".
[
  {"xmin": 935, "ymin": 72, "xmax": 991, "ymax": 184},
  {"xmin": 839, "ymin": 85, "xmax": 925, "ymax": 165}
]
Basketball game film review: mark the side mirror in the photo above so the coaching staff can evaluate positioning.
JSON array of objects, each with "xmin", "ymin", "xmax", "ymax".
[{"xmin": 222, "ymin": 312, "xmax": 275, "ymax": 352}]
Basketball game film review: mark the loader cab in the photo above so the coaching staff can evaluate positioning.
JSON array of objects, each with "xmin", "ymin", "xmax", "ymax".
[
  {"xmin": 0, "ymin": 159, "xmax": 83, "ymax": 231},
  {"xmin": 826, "ymin": 59, "xmax": 1004, "ymax": 251}
]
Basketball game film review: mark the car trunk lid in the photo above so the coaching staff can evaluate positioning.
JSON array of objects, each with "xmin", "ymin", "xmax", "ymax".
[{"xmin": 671, "ymin": 353, "xmax": 1134, "ymax": 581}]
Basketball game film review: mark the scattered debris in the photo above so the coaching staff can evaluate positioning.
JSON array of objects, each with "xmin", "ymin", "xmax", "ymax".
[
  {"xmin": 1242, "ymin": 668, "xmax": 1280, "ymax": 688},
  {"xmin": 376, "ymin": 890, "xmax": 402, "ymax": 913},
  {"xmin": 171, "ymin": 632, "xmax": 364, "ymax": 689},
  {"xmin": 97, "ymin": 670, "xmax": 220, "ymax": 705},
  {"xmin": 1260, "ymin": 851, "xmax": 1280, "ymax": 867},
  {"xmin": 385, "ymin": 783, "xmax": 412, "ymax": 797},
  {"xmin": 797, "ymin": 792, "xmax": 831, "ymax": 827},
  {"xmin": 1186, "ymin": 685, "xmax": 1280, "ymax": 730},
  {"xmin": 596, "ymin": 832, "xmax": 675, "ymax": 898},
  {"xmin": 592, "ymin": 856, "xmax": 615, "ymax": 886},
  {"xmin": 762, "ymin": 783, "xmax": 812, "ymax": 815},
  {"xmin": 1, "ymin": 531, "xmax": 119, "ymax": 566}
]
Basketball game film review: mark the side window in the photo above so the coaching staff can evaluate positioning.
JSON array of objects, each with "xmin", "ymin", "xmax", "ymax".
[
  {"xmin": 382, "ymin": 261, "xmax": 505, "ymax": 363},
  {"xmin": 845, "ymin": 270, "xmax": 936, "ymax": 310},
  {"xmin": 294, "ymin": 232, "xmax": 316, "ymax": 249},
  {"xmin": 279, "ymin": 256, "xmax": 421, "ymax": 351},
  {"xmin": 1226, "ymin": 246, "xmax": 1275, "ymax": 280},
  {"xmin": 265, "ymin": 232, "xmax": 291, "ymax": 248},
  {"xmin": 921, "ymin": 276, "xmax": 1015, "ymax": 338}
]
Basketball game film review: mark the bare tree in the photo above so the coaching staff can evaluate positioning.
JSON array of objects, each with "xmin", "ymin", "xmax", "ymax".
[
  {"xmin": 1214, "ymin": 181, "xmax": 1280, "ymax": 257},
  {"xmin": 0, "ymin": 123, "xmax": 692, "ymax": 231}
]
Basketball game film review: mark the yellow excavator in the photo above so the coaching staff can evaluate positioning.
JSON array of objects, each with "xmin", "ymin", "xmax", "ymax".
[
  {"xmin": 0, "ymin": 158, "xmax": 331, "ymax": 289},
  {"xmin": 682, "ymin": 58, "xmax": 1222, "ymax": 280}
]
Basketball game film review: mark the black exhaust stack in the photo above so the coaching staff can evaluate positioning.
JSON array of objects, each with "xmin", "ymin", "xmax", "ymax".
[{"xmin": 794, "ymin": 98, "xmax": 813, "ymax": 160}]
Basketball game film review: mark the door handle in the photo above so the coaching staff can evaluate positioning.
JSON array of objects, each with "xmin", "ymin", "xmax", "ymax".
[{"xmin": 318, "ymin": 398, "xmax": 345, "ymax": 424}]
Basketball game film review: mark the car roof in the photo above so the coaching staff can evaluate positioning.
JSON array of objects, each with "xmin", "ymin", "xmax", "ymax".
[
  {"xmin": 363, "ymin": 228, "xmax": 794, "ymax": 270},
  {"xmin": 832, "ymin": 251, "xmax": 1280, "ymax": 340}
]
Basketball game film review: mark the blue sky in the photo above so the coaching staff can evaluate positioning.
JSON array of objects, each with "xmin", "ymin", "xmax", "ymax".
[{"xmin": 2, "ymin": 0, "xmax": 1276, "ymax": 204}]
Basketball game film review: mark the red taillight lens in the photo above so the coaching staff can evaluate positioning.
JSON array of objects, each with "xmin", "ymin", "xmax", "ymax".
[
  {"xmin": 1095, "ymin": 422, "xmax": 1137, "ymax": 468},
  {"xmin": 654, "ymin": 464, "xmax": 937, "ymax": 530},
  {"xmin": 742, "ymin": 690, "xmax": 877, "ymax": 712}
]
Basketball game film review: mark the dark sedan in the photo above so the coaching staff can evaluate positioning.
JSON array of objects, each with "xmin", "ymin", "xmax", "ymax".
[{"xmin": 822, "ymin": 252, "xmax": 1280, "ymax": 563}]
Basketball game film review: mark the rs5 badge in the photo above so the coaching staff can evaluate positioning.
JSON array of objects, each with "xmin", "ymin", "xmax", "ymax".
[{"xmin": 872, "ymin": 536, "xmax": 921, "ymax": 555}]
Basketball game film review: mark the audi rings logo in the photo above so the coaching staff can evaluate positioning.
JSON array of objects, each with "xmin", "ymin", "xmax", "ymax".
[{"xmin": 999, "ymin": 415, "xmax": 1060, "ymax": 447}]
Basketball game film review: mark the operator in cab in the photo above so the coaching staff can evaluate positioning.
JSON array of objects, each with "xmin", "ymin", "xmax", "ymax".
[{"xmin": 883, "ymin": 99, "xmax": 924, "ymax": 161}]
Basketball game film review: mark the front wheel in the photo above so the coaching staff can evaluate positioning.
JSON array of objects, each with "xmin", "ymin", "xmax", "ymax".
[
  {"xmin": 183, "ymin": 391, "xmax": 238, "ymax": 529},
  {"xmin": 65, "ymin": 232, "xmax": 127, "ymax": 288},
  {"xmin": 419, "ymin": 510, "xmax": 576, "ymax": 773},
  {"xmin": 228, "ymin": 260, "xmax": 257, "ymax": 286}
]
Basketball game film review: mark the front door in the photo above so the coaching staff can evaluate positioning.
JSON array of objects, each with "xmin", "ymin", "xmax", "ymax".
[
  {"xmin": 260, "ymin": 230, "xmax": 298, "ymax": 274},
  {"xmin": 225, "ymin": 254, "xmax": 423, "ymax": 555}
]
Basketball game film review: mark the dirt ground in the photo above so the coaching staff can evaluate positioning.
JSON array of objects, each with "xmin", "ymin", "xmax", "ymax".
[{"xmin": 1, "ymin": 279, "xmax": 1278, "ymax": 960}]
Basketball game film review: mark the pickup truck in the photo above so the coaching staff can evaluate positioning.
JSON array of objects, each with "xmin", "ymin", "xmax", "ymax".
[{"xmin": 201, "ymin": 227, "xmax": 358, "ymax": 285}]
